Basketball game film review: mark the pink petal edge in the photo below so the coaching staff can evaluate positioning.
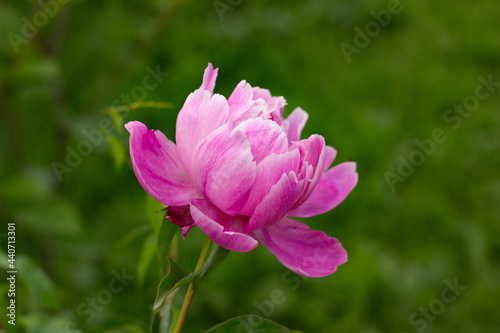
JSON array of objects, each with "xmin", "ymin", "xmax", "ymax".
[
  {"xmin": 200, "ymin": 63, "xmax": 219, "ymax": 94},
  {"xmin": 125, "ymin": 121, "xmax": 200, "ymax": 206},
  {"xmin": 288, "ymin": 162, "xmax": 358, "ymax": 218},
  {"xmin": 255, "ymin": 218, "xmax": 348, "ymax": 277},
  {"xmin": 190, "ymin": 199, "xmax": 258, "ymax": 252},
  {"xmin": 191, "ymin": 124, "xmax": 256, "ymax": 216}
]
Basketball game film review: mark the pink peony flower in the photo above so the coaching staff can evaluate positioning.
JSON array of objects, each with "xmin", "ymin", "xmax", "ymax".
[{"xmin": 125, "ymin": 64, "xmax": 358, "ymax": 277}]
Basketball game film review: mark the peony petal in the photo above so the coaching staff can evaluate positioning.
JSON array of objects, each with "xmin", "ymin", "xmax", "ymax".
[
  {"xmin": 175, "ymin": 89, "xmax": 229, "ymax": 172},
  {"xmin": 237, "ymin": 98, "xmax": 270, "ymax": 124},
  {"xmin": 199, "ymin": 63, "xmax": 219, "ymax": 94},
  {"xmin": 191, "ymin": 124, "xmax": 256, "ymax": 216},
  {"xmin": 125, "ymin": 121, "xmax": 200, "ymax": 206},
  {"xmin": 190, "ymin": 199, "xmax": 258, "ymax": 252},
  {"xmin": 166, "ymin": 205, "xmax": 195, "ymax": 238},
  {"xmin": 239, "ymin": 150, "xmax": 301, "ymax": 216},
  {"xmin": 252, "ymin": 87, "xmax": 286, "ymax": 124},
  {"xmin": 291, "ymin": 135, "xmax": 326, "ymax": 208},
  {"xmin": 234, "ymin": 118, "xmax": 288, "ymax": 164},
  {"xmin": 288, "ymin": 162, "xmax": 358, "ymax": 218},
  {"xmin": 282, "ymin": 107, "xmax": 309, "ymax": 144},
  {"xmin": 228, "ymin": 80, "xmax": 254, "ymax": 121},
  {"xmin": 254, "ymin": 218, "xmax": 348, "ymax": 277},
  {"xmin": 247, "ymin": 172, "xmax": 304, "ymax": 232},
  {"xmin": 323, "ymin": 146, "xmax": 337, "ymax": 171}
]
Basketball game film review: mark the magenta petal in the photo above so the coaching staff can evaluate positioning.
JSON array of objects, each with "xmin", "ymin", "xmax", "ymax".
[
  {"xmin": 238, "ymin": 98, "xmax": 270, "ymax": 124},
  {"xmin": 191, "ymin": 124, "xmax": 256, "ymax": 216},
  {"xmin": 228, "ymin": 80, "xmax": 254, "ymax": 121},
  {"xmin": 248, "ymin": 172, "xmax": 303, "ymax": 232},
  {"xmin": 235, "ymin": 118, "xmax": 288, "ymax": 164},
  {"xmin": 239, "ymin": 150, "xmax": 301, "ymax": 216},
  {"xmin": 323, "ymin": 146, "xmax": 337, "ymax": 171},
  {"xmin": 190, "ymin": 199, "xmax": 258, "ymax": 252},
  {"xmin": 199, "ymin": 63, "xmax": 219, "ymax": 94},
  {"xmin": 166, "ymin": 205, "xmax": 195, "ymax": 238},
  {"xmin": 282, "ymin": 107, "xmax": 309, "ymax": 143},
  {"xmin": 175, "ymin": 89, "xmax": 229, "ymax": 172},
  {"xmin": 125, "ymin": 121, "xmax": 200, "ymax": 206},
  {"xmin": 254, "ymin": 218, "xmax": 348, "ymax": 277},
  {"xmin": 288, "ymin": 162, "xmax": 358, "ymax": 218},
  {"xmin": 252, "ymin": 87, "xmax": 286, "ymax": 124},
  {"xmin": 292, "ymin": 135, "xmax": 326, "ymax": 208}
]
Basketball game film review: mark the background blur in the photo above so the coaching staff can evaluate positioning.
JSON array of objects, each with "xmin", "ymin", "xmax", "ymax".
[{"xmin": 1, "ymin": 0, "xmax": 499, "ymax": 332}]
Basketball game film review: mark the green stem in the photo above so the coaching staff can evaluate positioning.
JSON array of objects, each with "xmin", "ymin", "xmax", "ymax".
[{"xmin": 172, "ymin": 237, "xmax": 212, "ymax": 333}]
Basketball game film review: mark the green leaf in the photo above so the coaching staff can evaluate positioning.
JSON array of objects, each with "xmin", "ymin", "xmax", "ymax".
[
  {"xmin": 104, "ymin": 101, "xmax": 174, "ymax": 134},
  {"xmin": 153, "ymin": 259, "xmax": 208, "ymax": 310},
  {"xmin": 107, "ymin": 134, "xmax": 126, "ymax": 170},
  {"xmin": 205, "ymin": 315, "xmax": 303, "ymax": 333},
  {"xmin": 104, "ymin": 324, "xmax": 147, "ymax": 333},
  {"xmin": 128, "ymin": 100, "xmax": 174, "ymax": 110},
  {"xmin": 108, "ymin": 108, "xmax": 125, "ymax": 133},
  {"xmin": 21, "ymin": 312, "xmax": 79, "ymax": 333},
  {"xmin": 146, "ymin": 195, "xmax": 166, "ymax": 233},
  {"xmin": 17, "ymin": 255, "xmax": 59, "ymax": 310},
  {"xmin": 0, "ymin": 171, "xmax": 52, "ymax": 204},
  {"xmin": 108, "ymin": 224, "xmax": 150, "ymax": 265},
  {"xmin": 9, "ymin": 199, "xmax": 82, "ymax": 236},
  {"xmin": 136, "ymin": 234, "xmax": 157, "ymax": 288},
  {"xmin": 156, "ymin": 216, "xmax": 177, "ymax": 274},
  {"xmin": 150, "ymin": 290, "xmax": 177, "ymax": 333},
  {"xmin": 202, "ymin": 244, "xmax": 230, "ymax": 278}
]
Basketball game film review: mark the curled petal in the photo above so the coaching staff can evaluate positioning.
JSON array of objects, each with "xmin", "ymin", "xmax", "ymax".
[
  {"xmin": 248, "ymin": 172, "xmax": 304, "ymax": 232},
  {"xmin": 191, "ymin": 124, "xmax": 256, "ymax": 216},
  {"xmin": 288, "ymin": 162, "xmax": 358, "ymax": 218},
  {"xmin": 235, "ymin": 99, "xmax": 271, "ymax": 126},
  {"xmin": 175, "ymin": 89, "xmax": 229, "ymax": 172},
  {"xmin": 166, "ymin": 205, "xmax": 195, "ymax": 238},
  {"xmin": 239, "ymin": 150, "xmax": 301, "ymax": 216},
  {"xmin": 255, "ymin": 218, "xmax": 348, "ymax": 277},
  {"xmin": 228, "ymin": 80, "xmax": 254, "ymax": 121},
  {"xmin": 282, "ymin": 107, "xmax": 308, "ymax": 144},
  {"xmin": 190, "ymin": 199, "xmax": 258, "ymax": 252},
  {"xmin": 323, "ymin": 146, "xmax": 337, "ymax": 171},
  {"xmin": 125, "ymin": 121, "xmax": 200, "ymax": 206},
  {"xmin": 200, "ymin": 63, "xmax": 219, "ymax": 94},
  {"xmin": 292, "ymin": 135, "xmax": 326, "ymax": 208},
  {"xmin": 252, "ymin": 87, "xmax": 286, "ymax": 124},
  {"xmin": 235, "ymin": 118, "xmax": 288, "ymax": 164}
]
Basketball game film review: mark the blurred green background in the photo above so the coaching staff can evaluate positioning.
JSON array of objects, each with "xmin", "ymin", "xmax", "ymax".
[{"xmin": 1, "ymin": 0, "xmax": 499, "ymax": 332}]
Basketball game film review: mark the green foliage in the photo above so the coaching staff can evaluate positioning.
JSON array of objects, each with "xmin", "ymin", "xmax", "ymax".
[
  {"xmin": 155, "ymin": 214, "xmax": 177, "ymax": 274},
  {"xmin": 153, "ymin": 259, "xmax": 207, "ymax": 310},
  {"xmin": 205, "ymin": 315, "xmax": 302, "ymax": 333}
]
